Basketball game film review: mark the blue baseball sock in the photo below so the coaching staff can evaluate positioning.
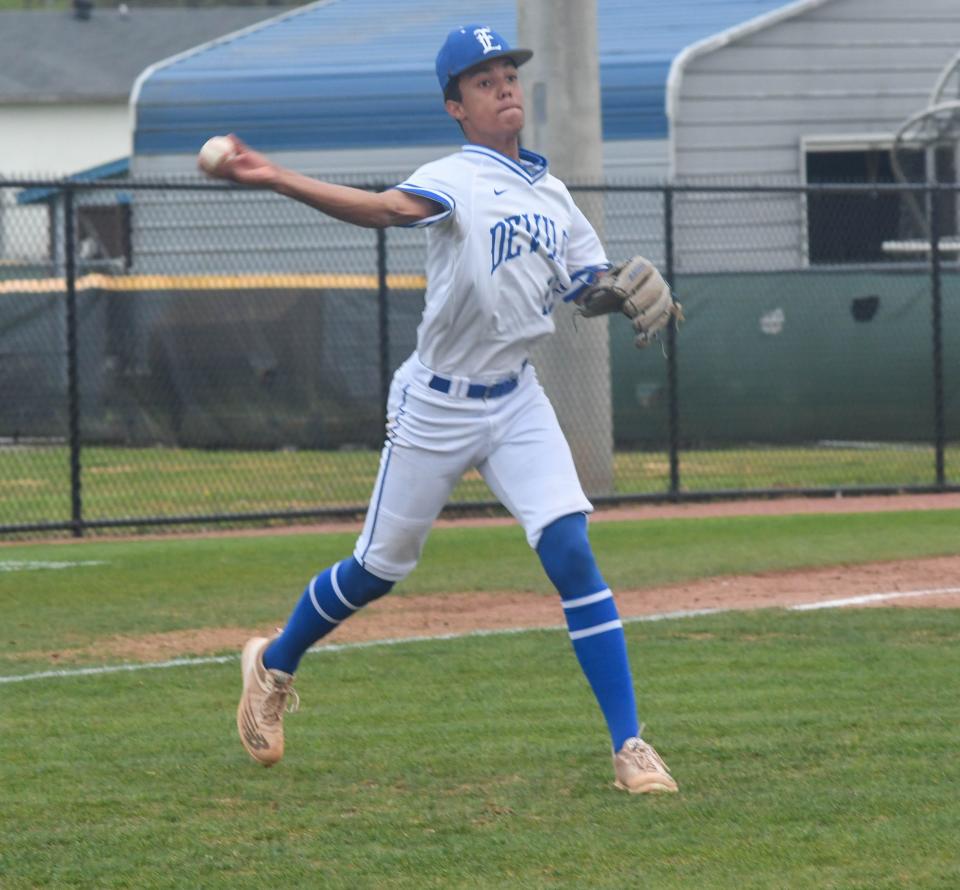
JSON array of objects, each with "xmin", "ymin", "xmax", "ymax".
[
  {"xmin": 263, "ymin": 556, "xmax": 394, "ymax": 674},
  {"xmin": 537, "ymin": 512, "xmax": 640, "ymax": 751}
]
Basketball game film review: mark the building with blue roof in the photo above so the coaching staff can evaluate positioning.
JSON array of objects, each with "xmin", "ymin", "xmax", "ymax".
[
  {"xmin": 15, "ymin": 0, "xmax": 960, "ymax": 276},
  {"xmin": 126, "ymin": 0, "xmax": 960, "ymax": 276},
  {"xmin": 130, "ymin": 0, "xmax": 797, "ymax": 181},
  {"xmin": 130, "ymin": 0, "xmax": 960, "ymax": 188}
]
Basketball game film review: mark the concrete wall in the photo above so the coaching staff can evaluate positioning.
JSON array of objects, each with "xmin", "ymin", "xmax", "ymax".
[
  {"xmin": 0, "ymin": 102, "xmax": 132, "ymax": 263},
  {"xmin": 0, "ymin": 103, "xmax": 130, "ymax": 177}
]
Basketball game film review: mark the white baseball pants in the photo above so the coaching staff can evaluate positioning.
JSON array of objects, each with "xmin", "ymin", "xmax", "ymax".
[{"xmin": 353, "ymin": 353, "xmax": 593, "ymax": 581}]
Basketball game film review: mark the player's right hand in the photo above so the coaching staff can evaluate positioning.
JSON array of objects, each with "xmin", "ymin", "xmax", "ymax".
[{"xmin": 210, "ymin": 134, "xmax": 283, "ymax": 187}]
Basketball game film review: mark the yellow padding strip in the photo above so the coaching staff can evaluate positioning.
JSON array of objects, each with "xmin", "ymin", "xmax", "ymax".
[{"xmin": 0, "ymin": 273, "xmax": 427, "ymax": 295}]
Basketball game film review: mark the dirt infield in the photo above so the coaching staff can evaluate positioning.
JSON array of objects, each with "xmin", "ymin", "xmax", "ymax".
[
  {"xmin": 29, "ymin": 553, "xmax": 957, "ymax": 665},
  {"xmin": 28, "ymin": 556, "xmax": 960, "ymax": 664},
  {"xmin": 19, "ymin": 493, "xmax": 960, "ymax": 665}
]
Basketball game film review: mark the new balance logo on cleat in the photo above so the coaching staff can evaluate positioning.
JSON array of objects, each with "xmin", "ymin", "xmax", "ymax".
[
  {"xmin": 236, "ymin": 636, "xmax": 299, "ymax": 766},
  {"xmin": 239, "ymin": 708, "xmax": 270, "ymax": 751}
]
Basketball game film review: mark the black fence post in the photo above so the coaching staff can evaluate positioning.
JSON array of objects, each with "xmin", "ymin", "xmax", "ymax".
[
  {"xmin": 929, "ymin": 185, "xmax": 946, "ymax": 487},
  {"xmin": 664, "ymin": 186, "xmax": 681, "ymax": 498},
  {"xmin": 376, "ymin": 225, "xmax": 390, "ymax": 410},
  {"xmin": 63, "ymin": 186, "xmax": 84, "ymax": 536}
]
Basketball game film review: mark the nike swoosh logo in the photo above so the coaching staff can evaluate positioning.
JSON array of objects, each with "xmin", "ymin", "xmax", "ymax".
[{"xmin": 494, "ymin": 188, "xmax": 507, "ymax": 195}]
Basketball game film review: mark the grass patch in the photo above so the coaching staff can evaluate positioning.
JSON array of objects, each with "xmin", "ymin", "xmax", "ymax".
[
  {"xmin": 1, "ymin": 509, "xmax": 959, "ymax": 662},
  {"xmin": 1, "ymin": 609, "xmax": 958, "ymax": 888},
  {"xmin": 2, "ymin": 444, "xmax": 956, "ymax": 528},
  {"xmin": 672, "ymin": 444, "xmax": 953, "ymax": 490}
]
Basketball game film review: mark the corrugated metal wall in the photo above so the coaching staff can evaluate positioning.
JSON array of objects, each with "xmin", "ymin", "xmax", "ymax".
[
  {"xmin": 129, "ymin": 136, "xmax": 669, "ymax": 278},
  {"xmin": 671, "ymin": 0, "xmax": 960, "ymax": 273},
  {"xmin": 123, "ymin": 180, "xmax": 666, "ymax": 280}
]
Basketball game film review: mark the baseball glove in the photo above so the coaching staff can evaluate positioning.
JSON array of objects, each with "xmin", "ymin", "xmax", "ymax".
[{"xmin": 576, "ymin": 255, "xmax": 683, "ymax": 348}]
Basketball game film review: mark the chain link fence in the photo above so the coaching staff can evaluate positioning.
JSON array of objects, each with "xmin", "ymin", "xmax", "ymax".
[{"xmin": 1, "ymin": 178, "xmax": 957, "ymax": 537}]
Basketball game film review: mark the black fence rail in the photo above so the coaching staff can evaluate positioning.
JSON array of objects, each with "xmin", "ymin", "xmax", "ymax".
[{"xmin": 0, "ymin": 178, "xmax": 957, "ymax": 537}]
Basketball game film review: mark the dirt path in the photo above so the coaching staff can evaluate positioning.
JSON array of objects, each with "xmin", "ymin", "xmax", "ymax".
[
  {"xmin": 23, "ymin": 556, "xmax": 960, "ymax": 665},
  {"xmin": 10, "ymin": 492, "xmax": 960, "ymax": 664}
]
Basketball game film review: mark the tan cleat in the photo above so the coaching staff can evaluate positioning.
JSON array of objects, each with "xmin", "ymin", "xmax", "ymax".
[
  {"xmin": 613, "ymin": 737, "xmax": 679, "ymax": 794},
  {"xmin": 236, "ymin": 636, "xmax": 299, "ymax": 766}
]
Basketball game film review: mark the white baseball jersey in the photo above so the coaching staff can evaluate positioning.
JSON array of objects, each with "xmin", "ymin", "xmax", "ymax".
[
  {"xmin": 353, "ymin": 144, "xmax": 604, "ymax": 578},
  {"xmin": 396, "ymin": 144, "xmax": 609, "ymax": 382}
]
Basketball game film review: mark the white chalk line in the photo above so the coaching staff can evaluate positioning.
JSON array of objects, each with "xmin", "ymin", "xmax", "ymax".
[
  {"xmin": 2, "ymin": 587, "xmax": 958, "ymax": 686},
  {"xmin": 0, "ymin": 560, "xmax": 107, "ymax": 573},
  {"xmin": 789, "ymin": 586, "xmax": 960, "ymax": 610}
]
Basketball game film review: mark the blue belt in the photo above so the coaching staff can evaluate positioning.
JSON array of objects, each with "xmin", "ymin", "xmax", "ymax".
[{"xmin": 428, "ymin": 362, "xmax": 527, "ymax": 399}]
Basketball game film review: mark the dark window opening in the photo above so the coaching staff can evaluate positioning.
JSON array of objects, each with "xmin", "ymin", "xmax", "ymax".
[
  {"xmin": 806, "ymin": 147, "xmax": 956, "ymax": 264},
  {"xmin": 77, "ymin": 203, "xmax": 132, "ymax": 270}
]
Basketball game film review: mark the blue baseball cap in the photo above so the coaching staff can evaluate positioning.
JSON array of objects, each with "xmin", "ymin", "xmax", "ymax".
[{"xmin": 435, "ymin": 24, "xmax": 533, "ymax": 94}]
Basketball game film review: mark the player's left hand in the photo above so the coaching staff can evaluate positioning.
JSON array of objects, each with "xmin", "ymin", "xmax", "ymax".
[{"xmin": 576, "ymin": 255, "xmax": 684, "ymax": 348}]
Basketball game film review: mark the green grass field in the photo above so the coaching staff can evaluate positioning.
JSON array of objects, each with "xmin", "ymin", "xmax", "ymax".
[
  {"xmin": 2, "ymin": 511, "xmax": 959, "ymax": 887},
  {"xmin": 2, "ymin": 443, "xmax": 956, "ymax": 528}
]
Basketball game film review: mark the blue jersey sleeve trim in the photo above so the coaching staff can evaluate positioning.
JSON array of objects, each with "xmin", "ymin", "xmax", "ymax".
[
  {"xmin": 394, "ymin": 185, "xmax": 455, "ymax": 228},
  {"xmin": 560, "ymin": 264, "xmax": 612, "ymax": 303},
  {"xmin": 462, "ymin": 144, "xmax": 548, "ymax": 184}
]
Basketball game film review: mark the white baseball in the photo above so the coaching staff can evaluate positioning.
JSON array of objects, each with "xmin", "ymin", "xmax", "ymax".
[{"xmin": 198, "ymin": 135, "xmax": 236, "ymax": 173}]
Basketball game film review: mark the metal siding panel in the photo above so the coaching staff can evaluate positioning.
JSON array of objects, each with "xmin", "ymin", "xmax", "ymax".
[
  {"xmin": 682, "ymin": 68, "xmax": 948, "ymax": 94},
  {"xmin": 136, "ymin": 66, "xmax": 452, "ymax": 153},
  {"xmin": 812, "ymin": 0, "xmax": 960, "ymax": 19},
  {"xmin": 127, "ymin": 193, "xmax": 667, "ymax": 276},
  {"xmin": 130, "ymin": 189, "xmax": 376, "ymax": 276},
  {"xmin": 132, "ymin": 139, "xmax": 670, "ymax": 182},
  {"xmin": 672, "ymin": 0, "xmax": 960, "ymax": 272},
  {"xmin": 128, "ymin": 139, "xmax": 669, "ymax": 278},
  {"xmin": 674, "ymin": 146, "xmax": 801, "ymax": 177},
  {"xmin": 674, "ymin": 193, "xmax": 805, "ymax": 272},
  {"xmin": 601, "ymin": 61, "xmax": 672, "ymax": 141},
  {"xmin": 674, "ymin": 121, "xmax": 866, "ymax": 151},
  {"xmin": 677, "ymin": 94, "xmax": 930, "ymax": 125},
  {"xmin": 744, "ymin": 19, "xmax": 960, "ymax": 45},
  {"xmin": 602, "ymin": 138, "xmax": 669, "ymax": 182},
  {"xmin": 694, "ymin": 44, "xmax": 959, "ymax": 72}
]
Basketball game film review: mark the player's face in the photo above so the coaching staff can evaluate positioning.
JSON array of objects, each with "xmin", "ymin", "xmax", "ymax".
[{"xmin": 446, "ymin": 59, "xmax": 525, "ymax": 151}]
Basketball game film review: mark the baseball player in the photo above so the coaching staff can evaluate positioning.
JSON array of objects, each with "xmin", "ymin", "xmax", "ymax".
[{"xmin": 203, "ymin": 24, "xmax": 678, "ymax": 794}]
